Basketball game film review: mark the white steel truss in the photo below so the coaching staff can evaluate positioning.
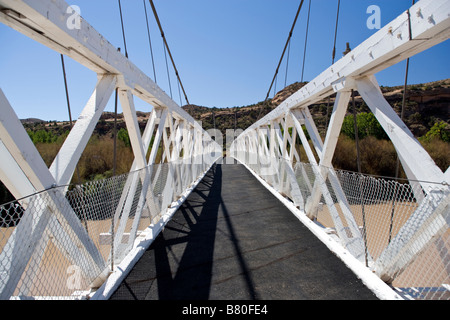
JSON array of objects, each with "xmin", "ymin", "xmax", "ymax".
[
  {"xmin": 0, "ymin": 0, "xmax": 449, "ymax": 300},
  {"xmin": 231, "ymin": 0, "xmax": 450, "ymax": 284},
  {"xmin": 0, "ymin": 0, "xmax": 221, "ymax": 299}
]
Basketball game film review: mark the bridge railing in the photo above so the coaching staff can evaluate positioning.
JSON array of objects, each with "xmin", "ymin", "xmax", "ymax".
[
  {"xmin": 231, "ymin": 0, "xmax": 450, "ymax": 300},
  {"xmin": 0, "ymin": 156, "xmax": 219, "ymax": 299},
  {"xmin": 232, "ymin": 151, "xmax": 449, "ymax": 300}
]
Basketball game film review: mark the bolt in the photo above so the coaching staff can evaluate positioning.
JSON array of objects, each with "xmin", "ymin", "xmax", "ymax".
[{"xmin": 416, "ymin": 8, "xmax": 422, "ymax": 18}]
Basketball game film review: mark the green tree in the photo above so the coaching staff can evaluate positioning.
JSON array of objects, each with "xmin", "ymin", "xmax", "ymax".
[
  {"xmin": 117, "ymin": 128, "xmax": 131, "ymax": 147},
  {"xmin": 341, "ymin": 112, "xmax": 387, "ymax": 140}
]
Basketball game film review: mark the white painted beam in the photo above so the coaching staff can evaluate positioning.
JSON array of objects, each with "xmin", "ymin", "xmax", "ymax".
[
  {"xmin": 0, "ymin": 89, "xmax": 56, "ymax": 192},
  {"xmin": 148, "ymin": 109, "xmax": 168, "ymax": 165},
  {"xmin": 356, "ymin": 75, "xmax": 445, "ymax": 187},
  {"xmin": 49, "ymin": 75, "xmax": 116, "ymax": 186},
  {"xmin": 119, "ymin": 89, "xmax": 147, "ymax": 170},
  {"xmin": 320, "ymin": 91, "xmax": 351, "ymax": 168}
]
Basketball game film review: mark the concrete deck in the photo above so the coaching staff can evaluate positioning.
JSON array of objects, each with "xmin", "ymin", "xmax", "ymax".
[{"xmin": 109, "ymin": 160, "xmax": 377, "ymax": 300}]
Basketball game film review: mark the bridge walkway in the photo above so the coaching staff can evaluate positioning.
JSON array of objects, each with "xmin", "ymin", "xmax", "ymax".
[{"xmin": 109, "ymin": 159, "xmax": 377, "ymax": 300}]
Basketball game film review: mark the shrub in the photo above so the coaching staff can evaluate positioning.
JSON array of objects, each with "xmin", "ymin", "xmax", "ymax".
[
  {"xmin": 423, "ymin": 121, "xmax": 450, "ymax": 143},
  {"xmin": 333, "ymin": 135, "xmax": 358, "ymax": 172},
  {"xmin": 333, "ymin": 135, "xmax": 401, "ymax": 178},
  {"xmin": 359, "ymin": 136, "xmax": 399, "ymax": 177},
  {"xmin": 420, "ymin": 137, "xmax": 450, "ymax": 172},
  {"xmin": 76, "ymin": 136, "xmax": 133, "ymax": 183}
]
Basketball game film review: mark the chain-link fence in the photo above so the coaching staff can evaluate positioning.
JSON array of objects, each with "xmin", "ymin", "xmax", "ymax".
[
  {"xmin": 0, "ymin": 159, "xmax": 216, "ymax": 299},
  {"xmin": 234, "ymin": 152, "xmax": 449, "ymax": 300}
]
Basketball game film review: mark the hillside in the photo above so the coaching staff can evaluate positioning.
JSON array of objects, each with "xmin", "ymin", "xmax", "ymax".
[
  {"xmin": 21, "ymin": 79, "xmax": 449, "ymax": 141},
  {"xmin": 182, "ymin": 79, "xmax": 450, "ymax": 138}
]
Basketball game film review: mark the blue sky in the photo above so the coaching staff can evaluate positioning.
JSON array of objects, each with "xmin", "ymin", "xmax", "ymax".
[{"xmin": 0, "ymin": 0, "xmax": 448, "ymax": 121}]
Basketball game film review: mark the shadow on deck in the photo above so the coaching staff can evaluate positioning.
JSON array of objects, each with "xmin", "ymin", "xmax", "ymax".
[{"xmin": 109, "ymin": 159, "xmax": 377, "ymax": 300}]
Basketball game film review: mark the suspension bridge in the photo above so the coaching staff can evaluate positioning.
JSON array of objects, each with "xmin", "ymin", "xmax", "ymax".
[{"xmin": 0, "ymin": 0, "xmax": 449, "ymax": 301}]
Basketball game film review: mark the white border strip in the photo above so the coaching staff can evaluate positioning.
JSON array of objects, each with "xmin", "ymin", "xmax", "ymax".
[
  {"xmin": 234, "ymin": 158, "xmax": 403, "ymax": 300},
  {"xmin": 89, "ymin": 160, "xmax": 219, "ymax": 300}
]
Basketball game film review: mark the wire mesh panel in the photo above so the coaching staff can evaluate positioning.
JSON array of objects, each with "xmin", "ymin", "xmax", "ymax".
[
  {"xmin": 0, "ymin": 157, "xmax": 218, "ymax": 300},
  {"xmin": 0, "ymin": 189, "xmax": 107, "ymax": 299},
  {"xmin": 293, "ymin": 163, "xmax": 449, "ymax": 300}
]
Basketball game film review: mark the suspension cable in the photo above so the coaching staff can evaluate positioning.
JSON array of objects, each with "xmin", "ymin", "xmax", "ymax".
[
  {"xmin": 148, "ymin": 0, "xmax": 190, "ymax": 105},
  {"xmin": 143, "ymin": 0, "xmax": 157, "ymax": 83},
  {"xmin": 265, "ymin": 0, "xmax": 305, "ymax": 102}
]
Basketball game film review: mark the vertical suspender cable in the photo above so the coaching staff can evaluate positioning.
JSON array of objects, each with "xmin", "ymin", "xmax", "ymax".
[
  {"xmin": 340, "ymin": 41, "xmax": 367, "ymax": 265},
  {"xmin": 143, "ymin": 0, "xmax": 157, "ymax": 83},
  {"xmin": 284, "ymin": 40, "xmax": 291, "ymax": 88},
  {"xmin": 114, "ymin": 0, "xmax": 130, "ymax": 269},
  {"xmin": 115, "ymin": 0, "xmax": 129, "ymax": 174},
  {"xmin": 61, "ymin": 55, "xmax": 73, "ymax": 129},
  {"xmin": 60, "ymin": 54, "xmax": 89, "ymax": 234},
  {"xmin": 60, "ymin": 54, "xmax": 81, "ymax": 185},
  {"xmin": 300, "ymin": 0, "xmax": 311, "ymax": 83},
  {"xmin": 352, "ymin": 87, "xmax": 368, "ymax": 267},
  {"xmin": 113, "ymin": 51, "xmax": 120, "ymax": 178},
  {"xmin": 163, "ymin": 44, "xmax": 173, "ymax": 99},
  {"xmin": 111, "ymin": 82, "xmax": 119, "ymax": 272},
  {"xmin": 274, "ymin": 74, "xmax": 278, "ymax": 97},
  {"xmin": 325, "ymin": 0, "xmax": 341, "ymax": 132},
  {"xmin": 389, "ymin": 0, "xmax": 415, "ymax": 244},
  {"xmin": 395, "ymin": 0, "xmax": 414, "ymax": 180},
  {"xmin": 117, "ymin": 0, "xmax": 129, "ymax": 58},
  {"xmin": 177, "ymin": 79, "xmax": 183, "ymax": 106}
]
